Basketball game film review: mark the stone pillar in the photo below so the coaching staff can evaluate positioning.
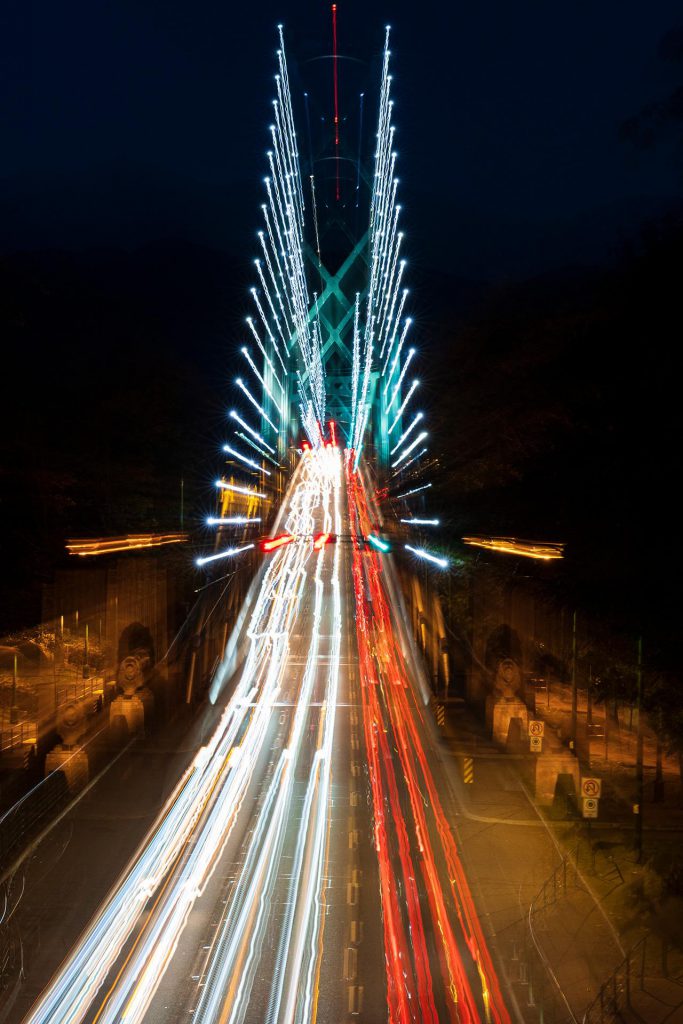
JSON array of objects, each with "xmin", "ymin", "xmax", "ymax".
[
  {"xmin": 487, "ymin": 697, "xmax": 529, "ymax": 746},
  {"xmin": 535, "ymin": 752, "xmax": 580, "ymax": 805}
]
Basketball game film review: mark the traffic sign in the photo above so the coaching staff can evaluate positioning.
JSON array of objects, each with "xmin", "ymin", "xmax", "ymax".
[
  {"xmin": 530, "ymin": 735, "xmax": 542, "ymax": 752},
  {"xmin": 528, "ymin": 720, "xmax": 544, "ymax": 737},
  {"xmin": 463, "ymin": 756, "xmax": 474, "ymax": 784},
  {"xmin": 581, "ymin": 777, "xmax": 602, "ymax": 799},
  {"xmin": 583, "ymin": 797, "xmax": 599, "ymax": 819}
]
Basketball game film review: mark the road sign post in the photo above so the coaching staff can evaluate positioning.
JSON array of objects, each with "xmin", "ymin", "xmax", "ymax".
[
  {"xmin": 581, "ymin": 777, "xmax": 602, "ymax": 799},
  {"xmin": 583, "ymin": 797, "xmax": 599, "ymax": 819},
  {"xmin": 529, "ymin": 719, "xmax": 544, "ymax": 752}
]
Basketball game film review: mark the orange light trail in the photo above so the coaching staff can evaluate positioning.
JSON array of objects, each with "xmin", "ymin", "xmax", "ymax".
[
  {"xmin": 462, "ymin": 536, "xmax": 564, "ymax": 561},
  {"xmin": 66, "ymin": 533, "xmax": 188, "ymax": 557}
]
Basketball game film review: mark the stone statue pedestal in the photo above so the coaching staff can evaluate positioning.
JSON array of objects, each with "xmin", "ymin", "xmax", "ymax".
[
  {"xmin": 534, "ymin": 752, "xmax": 580, "ymax": 805},
  {"xmin": 110, "ymin": 694, "xmax": 146, "ymax": 734},
  {"xmin": 487, "ymin": 696, "xmax": 529, "ymax": 746},
  {"xmin": 45, "ymin": 746, "xmax": 89, "ymax": 792}
]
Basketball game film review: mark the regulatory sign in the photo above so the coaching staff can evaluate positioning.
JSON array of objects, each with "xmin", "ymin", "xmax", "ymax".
[
  {"xmin": 530, "ymin": 735, "xmax": 542, "ymax": 753},
  {"xmin": 581, "ymin": 777, "xmax": 602, "ymax": 799},
  {"xmin": 583, "ymin": 797, "xmax": 599, "ymax": 819},
  {"xmin": 528, "ymin": 720, "xmax": 545, "ymax": 738}
]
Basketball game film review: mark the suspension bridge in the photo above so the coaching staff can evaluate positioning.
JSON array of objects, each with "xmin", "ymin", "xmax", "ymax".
[{"xmin": 18, "ymin": 21, "xmax": 514, "ymax": 1024}]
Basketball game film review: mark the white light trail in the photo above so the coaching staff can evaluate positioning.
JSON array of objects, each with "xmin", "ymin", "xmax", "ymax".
[
  {"xmin": 240, "ymin": 347, "xmax": 283, "ymax": 413},
  {"xmin": 389, "ymin": 411, "xmax": 423, "ymax": 456},
  {"xmin": 229, "ymin": 410, "xmax": 276, "ymax": 454},
  {"xmin": 215, "ymin": 480, "xmax": 267, "ymax": 499},
  {"xmin": 222, "ymin": 444, "xmax": 271, "ymax": 476},
  {"xmin": 395, "ymin": 482, "xmax": 433, "ymax": 499},
  {"xmin": 388, "ymin": 378, "xmax": 419, "ymax": 434},
  {"xmin": 384, "ymin": 318, "xmax": 412, "ymax": 396},
  {"xmin": 390, "ymin": 446, "xmax": 428, "ymax": 477},
  {"xmin": 405, "ymin": 544, "xmax": 449, "ymax": 569},
  {"xmin": 385, "ymin": 346, "xmax": 416, "ymax": 415},
  {"xmin": 380, "ymin": 288, "xmax": 408, "ymax": 370},
  {"xmin": 401, "ymin": 518, "xmax": 440, "ymax": 525},
  {"xmin": 391, "ymin": 429, "xmax": 428, "ymax": 468},
  {"xmin": 195, "ymin": 544, "xmax": 255, "ymax": 567},
  {"xmin": 234, "ymin": 432, "xmax": 281, "ymax": 468},
  {"xmin": 235, "ymin": 377, "xmax": 279, "ymax": 434},
  {"xmin": 206, "ymin": 517, "xmax": 261, "ymax": 526},
  {"xmin": 245, "ymin": 316, "xmax": 284, "ymax": 394}
]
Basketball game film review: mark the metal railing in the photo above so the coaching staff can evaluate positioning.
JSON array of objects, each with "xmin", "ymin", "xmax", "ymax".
[{"xmin": 582, "ymin": 934, "xmax": 683, "ymax": 1024}]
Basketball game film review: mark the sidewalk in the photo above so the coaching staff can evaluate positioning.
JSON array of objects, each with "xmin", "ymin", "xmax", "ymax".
[{"xmin": 438, "ymin": 698, "xmax": 683, "ymax": 1023}]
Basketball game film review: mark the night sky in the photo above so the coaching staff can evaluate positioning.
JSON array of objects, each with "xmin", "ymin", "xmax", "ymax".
[
  {"xmin": 4, "ymin": 1, "xmax": 682, "ymax": 274},
  {"xmin": 2, "ymin": 1, "xmax": 683, "ymax": 645}
]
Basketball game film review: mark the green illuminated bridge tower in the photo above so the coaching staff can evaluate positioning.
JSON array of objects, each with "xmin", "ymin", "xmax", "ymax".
[{"xmin": 227, "ymin": 24, "xmax": 425, "ymax": 485}]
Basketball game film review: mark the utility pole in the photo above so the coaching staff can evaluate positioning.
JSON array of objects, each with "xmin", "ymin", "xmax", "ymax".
[
  {"xmin": 10, "ymin": 654, "xmax": 18, "ymax": 724},
  {"xmin": 635, "ymin": 635, "xmax": 644, "ymax": 863},
  {"xmin": 180, "ymin": 478, "xmax": 185, "ymax": 531},
  {"xmin": 570, "ymin": 609, "xmax": 577, "ymax": 751}
]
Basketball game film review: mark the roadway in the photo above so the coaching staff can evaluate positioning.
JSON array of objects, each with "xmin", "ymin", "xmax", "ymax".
[{"xmin": 11, "ymin": 447, "xmax": 513, "ymax": 1024}]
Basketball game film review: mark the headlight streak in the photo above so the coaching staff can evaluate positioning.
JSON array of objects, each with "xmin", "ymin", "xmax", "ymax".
[
  {"xmin": 192, "ymin": 447, "xmax": 342, "ymax": 1024},
  {"xmin": 25, "ymin": 450, "xmax": 341, "ymax": 1024}
]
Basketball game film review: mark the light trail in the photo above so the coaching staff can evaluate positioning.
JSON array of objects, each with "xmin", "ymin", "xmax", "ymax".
[
  {"xmin": 223, "ymin": 444, "xmax": 271, "ymax": 476},
  {"xmin": 389, "ymin": 410, "xmax": 423, "ymax": 456},
  {"xmin": 196, "ymin": 544, "xmax": 255, "ymax": 568},
  {"xmin": 229, "ymin": 411, "xmax": 277, "ymax": 454},
  {"xmin": 387, "ymin": 377, "xmax": 419, "ymax": 434},
  {"xmin": 25, "ymin": 449, "xmax": 343, "ymax": 1024},
  {"xmin": 401, "ymin": 517, "xmax": 440, "ymax": 526},
  {"xmin": 215, "ymin": 480, "xmax": 267, "ymax": 499},
  {"xmin": 391, "ymin": 428, "xmax": 428, "ymax": 467},
  {"xmin": 405, "ymin": 543, "xmax": 449, "ymax": 569},
  {"xmin": 66, "ymin": 533, "xmax": 187, "ymax": 556},
  {"xmin": 235, "ymin": 378, "xmax": 279, "ymax": 434},
  {"xmin": 349, "ymin": 464, "xmax": 512, "ymax": 1024},
  {"xmin": 206, "ymin": 517, "xmax": 261, "ymax": 526},
  {"xmin": 462, "ymin": 536, "xmax": 565, "ymax": 560}
]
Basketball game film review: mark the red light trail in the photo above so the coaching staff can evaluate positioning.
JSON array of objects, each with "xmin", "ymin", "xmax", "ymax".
[
  {"xmin": 259, "ymin": 533, "xmax": 295, "ymax": 553},
  {"xmin": 347, "ymin": 462, "xmax": 512, "ymax": 1024}
]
